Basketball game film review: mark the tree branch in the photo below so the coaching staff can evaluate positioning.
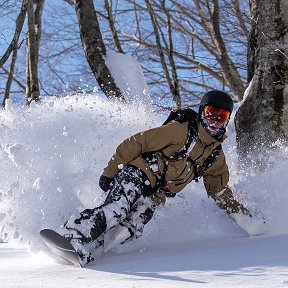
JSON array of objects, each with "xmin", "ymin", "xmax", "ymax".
[{"xmin": 0, "ymin": 0, "xmax": 28, "ymax": 68}]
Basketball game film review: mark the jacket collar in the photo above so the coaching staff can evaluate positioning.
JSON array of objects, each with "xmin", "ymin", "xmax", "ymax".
[{"xmin": 198, "ymin": 122, "xmax": 227, "ymax": 146}]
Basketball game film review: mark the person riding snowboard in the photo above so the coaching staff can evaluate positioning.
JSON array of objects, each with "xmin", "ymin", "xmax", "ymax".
[{"xmin": 58, "ymin": 90, "xmax": 259, "ymax": 266}]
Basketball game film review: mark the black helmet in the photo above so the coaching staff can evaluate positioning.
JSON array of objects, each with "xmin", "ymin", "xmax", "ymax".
[
  {"xmin": 198, "ymin": 90, "xmax": 233, "ymax": 138},
  {"xmin": 199, "ymin": 90, "xmax": 233, "ymax": 113}
]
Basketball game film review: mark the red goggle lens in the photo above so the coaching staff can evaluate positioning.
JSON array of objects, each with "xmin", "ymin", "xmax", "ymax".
[{"xmin": 204, "ymin": 105, "xmax": 230, "ymax": 124}]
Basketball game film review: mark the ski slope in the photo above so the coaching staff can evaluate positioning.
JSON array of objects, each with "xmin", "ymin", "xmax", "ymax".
[{"xmin": 0, "ymin": 95, "xmax": 288, "ymax": 287}]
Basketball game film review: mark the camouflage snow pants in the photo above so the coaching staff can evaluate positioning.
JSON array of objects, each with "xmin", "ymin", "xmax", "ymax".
[{"xmin": 64, "ymin": 165, "xmax": 156, "ymax": 251}]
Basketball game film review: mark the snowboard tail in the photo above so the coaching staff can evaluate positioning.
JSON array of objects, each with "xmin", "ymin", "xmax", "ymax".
[{"xmin": 40, "ymin": 228, "xmax": 81, "ymax": 266}]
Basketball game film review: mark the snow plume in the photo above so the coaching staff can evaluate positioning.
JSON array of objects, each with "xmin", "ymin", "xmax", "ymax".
[
  {"xmin": 0, "ymin": 95, "xmax": 288, "ymax": 254},
  {"xmin": 0, "ymin": 95, "xmax": 158, "ymax": 249},
  {"xmin": 105, "ymin": 51, "xmax": 152, "ymax": 108},
  {"xmin": 230, "ymin": 139, "xmax": 288, "ymax": 235}
]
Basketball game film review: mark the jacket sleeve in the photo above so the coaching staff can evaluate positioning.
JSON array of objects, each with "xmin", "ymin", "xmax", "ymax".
[
  {"xmin": 102, "ymin": 121, "xmax": 184, "ymax": 178},
  {"xmin": 203, "ymin": 150, "xmax": 252, "ymax": 216},
  {"xmin": 203, "ymin": 150, "xmax": 229, "ymax": 197}
]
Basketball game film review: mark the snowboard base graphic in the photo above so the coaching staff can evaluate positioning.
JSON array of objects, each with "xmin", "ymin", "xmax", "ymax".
[{"xmin": 40, "ymin": 228, "xmax": 82, "ymax": 267}]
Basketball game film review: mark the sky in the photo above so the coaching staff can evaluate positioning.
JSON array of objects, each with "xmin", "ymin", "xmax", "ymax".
[{"xmin": 0, "ymin": 33, "xmax": 288, "ymax": 288}]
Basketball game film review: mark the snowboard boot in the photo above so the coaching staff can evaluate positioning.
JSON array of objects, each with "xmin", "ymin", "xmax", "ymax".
[
  {"xmin": 57, "ymin": 225, "xmax": 94, "ymax": 267},
  {"xmin": 69, "ymin": 238, "xmax": 94, "ymax": 267}
]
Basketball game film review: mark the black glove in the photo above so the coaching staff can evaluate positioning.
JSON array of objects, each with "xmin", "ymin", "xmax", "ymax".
[
  {"xmin": 165, "ymin": 192, "xmax": 176, "ymax": 198},
  {"xmin": 99, "ymin": 175, "xmax": 113, "ymax": 192}
]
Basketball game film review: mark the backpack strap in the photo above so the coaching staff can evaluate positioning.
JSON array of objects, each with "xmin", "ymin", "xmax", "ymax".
[
  {"xmin": 187, "ymin": 144, "xmax": 223, "ymax": 182},
  {"xmin": 164, "ymin": 109, "xmax": 198, "ymax": 161},
  {"xmin": 201, "ymin": 144, "xmax": 223, "ymax": 176},
  {"xmin": 142, "ymin": 109, "xmax": 199, "ymax": 195}
]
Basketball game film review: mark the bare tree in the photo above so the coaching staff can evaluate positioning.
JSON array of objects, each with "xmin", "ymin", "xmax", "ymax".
[
  {"xmin": 103, "ymin": 0, "xmax": 124, "ymax": 54},
  {"xmin": 144, "ymin": 0, "xmax": 181, "ymax": 108},
  {"xmin": 119, "ymin": 0, "xmax": 249, "ymax": 107},
  {"xmin": 235, "ymin": 0, "xmax": 288, "ymax": 166},
  {"xmin": 202, "ymin": 0, "xmax": 245, "ymax": 98},
  {"xmin": 26, "ymin": 0, "xmax": 45, "ymax": 105},
  {"xmin": 74, "ymin": 0, "xmax": 124, "ymax": 101},
  {"xmin": 0, "ymin": 0, "xmax": 251, "ymax": 108},
  {"xmin": 0, "ymin": 0, "xmax": 27, "ymax": 68},
  {"xmin": 2, "ymin": 41, "xmax": 23, "ymax": 107}
]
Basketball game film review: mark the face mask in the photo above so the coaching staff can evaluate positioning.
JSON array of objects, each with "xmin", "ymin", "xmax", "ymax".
[{"xmin": 201, "ymin": 105, "xmax": 230, "ymax": 137}]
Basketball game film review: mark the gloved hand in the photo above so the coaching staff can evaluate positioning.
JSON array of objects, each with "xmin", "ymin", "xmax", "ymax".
[
  {"xmin": 99, "ymin": 175, "xmax": 113, "ymax": 192},
  {"xmin": 211, "ymin": 187, "xmax": 252, "ymax": 216}
]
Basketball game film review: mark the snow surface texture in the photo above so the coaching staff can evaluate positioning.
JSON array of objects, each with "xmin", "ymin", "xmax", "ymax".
[{"xmin": 1, "ymin": 95, "xmax": 288, "ymax": 287}]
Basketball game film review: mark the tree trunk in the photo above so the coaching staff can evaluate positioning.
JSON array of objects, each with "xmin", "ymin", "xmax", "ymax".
[
  {"xmin": 209, "ymin": 0, "xmax": 246, "ymax": 100},
  {"xmin": 235, "ymin": 0, "xmax": 288, "ymax": 166},
  {"xmin": 74, "ymin": 0, "xmax": 124, "ymax": 101},
  {"xmin": 26, "ymin": 0, "xmax": 44, "ymax": 105},
  {"xmin": 193, "ymin": 0, "xmax": 245, "ymax": 100},
  {"xmin": 103, "ymin": 0, "xmax": 124, "ymax": 54},
  {"xmin": 2, "ymin": 44, "xmax": 19, "ymax": 108},
  {"xmin": 145, "ymin": 0, "xmax": 181, "ymax": 108}
]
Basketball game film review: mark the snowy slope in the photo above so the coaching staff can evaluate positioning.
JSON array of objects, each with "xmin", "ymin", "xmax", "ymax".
[
  {"xmin": 2, "ymin": 234, "xmax": 288, "ymax": 288},
  {"xmin": 0, "ymin": 95, "xmax": 288, "ymax": 287}
]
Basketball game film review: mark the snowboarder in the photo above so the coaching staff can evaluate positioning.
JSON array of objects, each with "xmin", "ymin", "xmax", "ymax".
[{"xmin": 58, "ymin": 90, "xmax": 256, "ymax": 266}]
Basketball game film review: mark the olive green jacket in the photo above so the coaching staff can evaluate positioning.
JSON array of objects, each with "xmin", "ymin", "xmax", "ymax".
[{"xmin": 102, "ymin": 120, "xmax": 229, "ymax": 196}]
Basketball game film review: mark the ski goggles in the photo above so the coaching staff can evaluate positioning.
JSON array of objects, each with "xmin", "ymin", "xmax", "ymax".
[{"xmin": 204, "ymin": 105, "xmax": 231, "ymax": 124}]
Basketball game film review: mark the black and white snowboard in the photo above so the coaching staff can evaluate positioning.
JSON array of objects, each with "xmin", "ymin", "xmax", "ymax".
[{"xmin": 40, "ymin": 228, "xmax": 82, "ymax": 267}]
